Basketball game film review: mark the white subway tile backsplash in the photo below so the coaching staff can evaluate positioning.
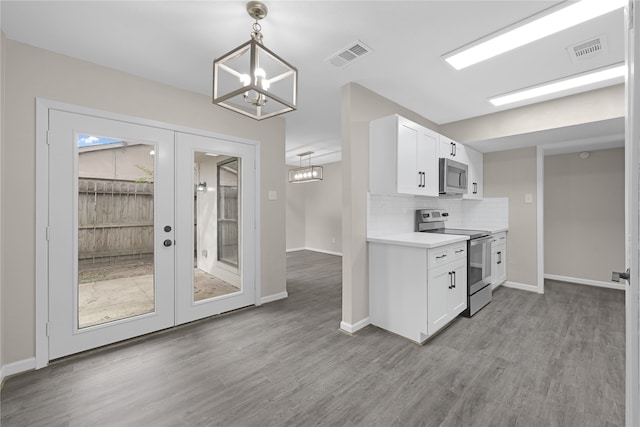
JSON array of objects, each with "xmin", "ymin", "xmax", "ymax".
[{"xmin": 367, "ymin": 194, "xmax": 508, "ymax": 236}]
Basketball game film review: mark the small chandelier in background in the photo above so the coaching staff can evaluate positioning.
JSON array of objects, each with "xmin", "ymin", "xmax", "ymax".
[
  {"xmin": 212, "ymin": 1, "xmax": 298, "ymax": 120},
  {"xmin": 288, "ymin": 152, "xmax": 323, "ymax": 184}
]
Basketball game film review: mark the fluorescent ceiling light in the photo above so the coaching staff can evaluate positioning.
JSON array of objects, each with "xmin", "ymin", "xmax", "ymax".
[
  {"xmin": 489, "ymin": 64, "xmax": 625, "ymax": 106},
  {"xmin": 444, "ymin": 0, "xmax": 626, "ymax": 70}
]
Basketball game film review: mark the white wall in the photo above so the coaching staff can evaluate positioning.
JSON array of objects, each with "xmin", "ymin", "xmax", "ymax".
[
  {"xmin": 286, "ymin": 161, "xmax": 342, "ymax": 255},
  {"xmin": 544, "ymin": 148, "xmax": 625, "ymax": 283},
  {"xmin": 3, "ymin": 39, "xmax": 287, "ymax": 366}
]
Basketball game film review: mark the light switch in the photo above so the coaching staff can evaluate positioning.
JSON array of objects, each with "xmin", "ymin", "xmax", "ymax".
[
  {"xmin": 525, "ymin": 193, "xmax": 533, "ymax": 204},
  {"xmin": 268, "ymin": 190, "xmax": 278, "ymax": 201}
]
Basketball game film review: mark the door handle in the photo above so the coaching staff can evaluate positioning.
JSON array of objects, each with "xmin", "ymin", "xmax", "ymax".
[
  {"xmin": 612, "ymin": 268, "xmax": 630, "ymax": 283},
  {"xmin": 452, "ymin": 271, "xmax": 456, "ymax": 288},
  {"xmin": 448, "ymin": 272, "xmax": 453, "ymax": 289},
  {"xmin": 163, "ymin": 239, "xmax": 173, "ymax": 247}
]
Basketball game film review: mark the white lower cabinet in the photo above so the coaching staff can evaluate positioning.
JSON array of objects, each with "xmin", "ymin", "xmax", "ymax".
[
  {"xmin": 491, "ymin": 232, "xmax": 507, "ymax": 288},
  {"xmin": 369, "ymin": 241, "xmax": 467, "ymax": 343},
  {"xmin": 427, "ymin": 258, "xmax": 467, "ymax": 335}
]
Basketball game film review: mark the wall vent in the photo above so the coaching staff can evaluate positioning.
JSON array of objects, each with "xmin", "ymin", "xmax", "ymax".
[
  {"xmin": 327, "ymin": 40, "xmax": 373, "ymax": 68},
  {"xmin": 567, "ymin": 35, "xmax": 608, "ymax": 63}
]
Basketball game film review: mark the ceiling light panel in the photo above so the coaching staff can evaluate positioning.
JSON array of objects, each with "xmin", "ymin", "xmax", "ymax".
[
  {"xmin": 444, "ymin": 0, "xmax": 627, "ymax": 70},
  {"xmin": 489, "ymin": 64, "xmax": 625, "ymax": 106}
]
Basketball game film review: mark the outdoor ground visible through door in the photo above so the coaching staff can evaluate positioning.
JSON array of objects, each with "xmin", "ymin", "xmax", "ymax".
[{"xmin": 78, "ymin": 257, "xmax": 239, "ymax": 328}]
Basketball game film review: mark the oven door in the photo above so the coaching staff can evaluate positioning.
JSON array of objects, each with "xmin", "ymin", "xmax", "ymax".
[{"xmin": 468, "ymin": 236, "xmax": 492, "ymax": 294}]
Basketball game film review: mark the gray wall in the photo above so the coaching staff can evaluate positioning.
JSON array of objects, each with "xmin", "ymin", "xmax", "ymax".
[
  {"xmin": 341, "ymin": 83, "xmax": 440, "ymax": 327},
  {"xmin": 0, "ymin": 30, "xmax": 4, "ymax": 379},
  {"xmin": 484, "ymin": 147, "xmax": 539, "ymax": 287},
  {"xmin": 286, "ymin": 161, "xmax": 343, "ymax": 254},
  {"xmin": 545, "ymin": 148, "xmax": 625, "ymax": 282},
  {"xmin": 3, "ymin": 39, "xmax": 287, "ymax": 366},
  {"xmin": 440, "ymin": 85, "xmax": 624, "ymax": 144},
  {"xmin": 286, "ymin": 171, "xmax": 306, "ymax": 250}
]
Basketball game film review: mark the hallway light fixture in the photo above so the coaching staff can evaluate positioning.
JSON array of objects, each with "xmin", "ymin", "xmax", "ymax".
[
  {"xmin": 212, "ymin": 1, "xmax": 298, "ymax": 120},
  {"xmin": 288, "ymin": 152, "xmax": 323, "ymax": 184},
  {"xmin": 444, "ymin": 0, "xmax": 627, "ymax": 70},
  {"xmin": 197, "ymin": 182, "xmax": 207, "ymax": 192},
  {"xmin": 489, "ymin": 64, "xmax": 625, "ymax": 106}
]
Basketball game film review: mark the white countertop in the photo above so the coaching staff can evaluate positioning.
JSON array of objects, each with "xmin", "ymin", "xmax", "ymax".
[
  {"xmin": 485, "ymin": 227, "xmax": 509, "ymax": 234},
  {"xmin": 367, "ymin": 232, "xmax": 469, "ymax": 249}
]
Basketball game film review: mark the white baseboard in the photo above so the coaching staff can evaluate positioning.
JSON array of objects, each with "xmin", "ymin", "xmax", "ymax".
[
  {"xmin": 260, "ymin": 291, "xmax": 288, "ymax": 304},
  {"xmin": 2, "ymin": 357, "xmax": 36, "ymax": 381},
  {"xmin": 286, "ymin": 247, "xmax": 306, "ymax": 253},
  {"xmin": 340, "ymin": 317, "xmax": 370, "ymax": 334},
  {"xmin": 544, "ymin": 274, "xmax": 625, "ymax": 291},
  {"xmin": 503, "ymin": 281, "xmax": 542, "ymax": 294},
  {"xmin": 286, "ymin": 247, "xmax": 343, "ymax": 256},
  {"xmin": 306, "ymin": 247, "xmax": 342, "ymax": 256}
]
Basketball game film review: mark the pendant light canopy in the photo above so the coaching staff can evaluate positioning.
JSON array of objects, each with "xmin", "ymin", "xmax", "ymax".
[
  {"xmin": 288, "ymin": 152, "xmax": 323, "ymax": 184},
  {"xmin": 213, "ymin": 1, "xmax": 298, "ymax": 120}
]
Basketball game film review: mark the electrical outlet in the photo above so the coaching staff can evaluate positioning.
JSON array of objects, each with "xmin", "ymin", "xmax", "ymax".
[
  {"xmin": 202, "ymin": 249, "xmax": 208, "ymax": 258},
  {"xmin": 525, "ymin": 193, "xmax": 533, "ymax": 204},
  {"xmin": 331, "ymin": 237, "xmax": 336, "ymax": 244},
  {"xmin": 268, "ymin": 190, "xmax": 278, "ymax": 201}
]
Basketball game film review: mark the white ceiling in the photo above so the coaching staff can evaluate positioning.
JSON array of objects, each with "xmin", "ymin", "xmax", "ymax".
[{"xmin": 1, "ymin": 1, "xmax": 626, "ymax": 164}]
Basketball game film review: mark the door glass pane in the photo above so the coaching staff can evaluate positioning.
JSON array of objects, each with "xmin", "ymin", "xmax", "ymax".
[
  {"xmin": 77, "ymin": 135, "xmax": 155, "ymax": 328},
  {"xmin": 194, "ymin": 153, "xmax": 241, "ymax": 302}
]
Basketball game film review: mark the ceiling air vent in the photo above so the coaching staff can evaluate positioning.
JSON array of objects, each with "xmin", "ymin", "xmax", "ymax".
[
  {"xmin": 327, "ymin": 40, "xmax": 373, "ymax": 68},
  {"xmin": 567, "ymin": 35, "xmax": 608, "ymax": 63}
]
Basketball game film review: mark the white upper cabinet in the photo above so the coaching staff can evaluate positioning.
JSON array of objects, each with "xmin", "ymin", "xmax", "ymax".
[
  {"xmin": 370, "ymin": 114, "xmax": 483, "ymax": 199},
  {"xmin": 370, "ymin": 115, "xmax": 439, "ymax": 197},
  {"xmin": 463, "ymin": 146, "xmax": 483, "ymax": 200},
  {"xmin": 438, "ymin": 135, "xmax": 466, "ymax": 162}
]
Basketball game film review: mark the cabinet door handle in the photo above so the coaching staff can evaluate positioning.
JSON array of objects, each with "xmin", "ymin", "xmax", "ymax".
[
  {"xmin": 420, "ymin": 171, "xmax": 425, "ymax": 188},
  {"xmin": 450, "ymin": 142, "xmax": 454, "ymax": 156},
  {"xmin": 455, "ymin": 249, "xmax": 464, "ymax": 253},
  {"xmin": 448, "ymin": 272, "xmax": 453, "ymax": 289},
  {"xmin": 473, "ymin": 182, "xmax": 477, "ymax": 194},
  {"xmin": 452, "ymin": 271, "xmax": 456, "ymax": 288},
  {"xmin": 497, "ymin": 252, "xmax": 502, "ymax": 264},
  {"xmin": 436, "ymin": 254, "xmax": 447, "ymax": 259},
  {"xmin": 453, "ymin": 143, "xmax": 457, "ymax": 157}
]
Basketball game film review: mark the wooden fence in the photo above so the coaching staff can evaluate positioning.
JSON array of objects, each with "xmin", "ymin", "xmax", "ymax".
[{"xmin": 78, "ymin": 178, "xmax": 154, "ymax": 264}]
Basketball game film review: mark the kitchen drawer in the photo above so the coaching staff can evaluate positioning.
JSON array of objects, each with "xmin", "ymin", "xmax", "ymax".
[
  {"xmin": 451, "ymin": 243, "xmax": 467, "ymax": 262},
  {"xmin": 427, "ymin": 242, "xmax": 466, "ymax": 269},
  {"xmin": 491, "ymin": 232, "xmax": 507, "ymax": 247}
]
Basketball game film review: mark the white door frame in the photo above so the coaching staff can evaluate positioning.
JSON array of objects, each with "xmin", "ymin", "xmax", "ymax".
[
  {"xmin": 35, "ymin": 98, "xmax": 261, "ymax": 368},
  {"xmin": 626, "ymin": 1, "xmax": 640, "ymax": 424}
]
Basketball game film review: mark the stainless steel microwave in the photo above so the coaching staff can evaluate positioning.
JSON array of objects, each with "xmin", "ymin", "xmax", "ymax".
[{"xmin": 439, "ymin": 158, "xmax": 468, "ymax": 195}]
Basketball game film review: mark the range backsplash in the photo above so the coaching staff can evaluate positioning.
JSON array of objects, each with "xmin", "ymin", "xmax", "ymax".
[{"xmin": 367, "ymin": 194, "xmax": 508, "ymax": 236}]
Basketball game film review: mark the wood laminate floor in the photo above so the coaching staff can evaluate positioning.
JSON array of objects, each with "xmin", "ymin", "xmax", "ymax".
[{"xmin": 1, "ymin": 251, "xmax": 625, "ymax": 426}]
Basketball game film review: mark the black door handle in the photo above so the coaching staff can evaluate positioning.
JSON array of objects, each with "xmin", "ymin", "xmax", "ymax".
[
  {"xmin": 164, "ymin": 225, "xmax": 172, "ymax": 232},
  {"xmin": 448, "ymin": 272, "xmax": 452, "ymax": 289},
  {"xmin": 163, "ymin": 239, "xmax": 173, "ymax": 247}
]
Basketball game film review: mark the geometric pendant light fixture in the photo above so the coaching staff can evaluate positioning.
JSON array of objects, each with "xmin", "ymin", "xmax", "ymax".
[
  {"xmin": 288, "ymin": 151, "xmax": 323, "ymax": 183},
  {"xmin": 212, "ymin": 1, "xmax": 298, "ymax": 120}
]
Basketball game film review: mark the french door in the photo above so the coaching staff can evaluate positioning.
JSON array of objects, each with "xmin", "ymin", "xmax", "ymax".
[{"xmin": 47, "ymin": 110, "xmax": 256, "ymax": 360}]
